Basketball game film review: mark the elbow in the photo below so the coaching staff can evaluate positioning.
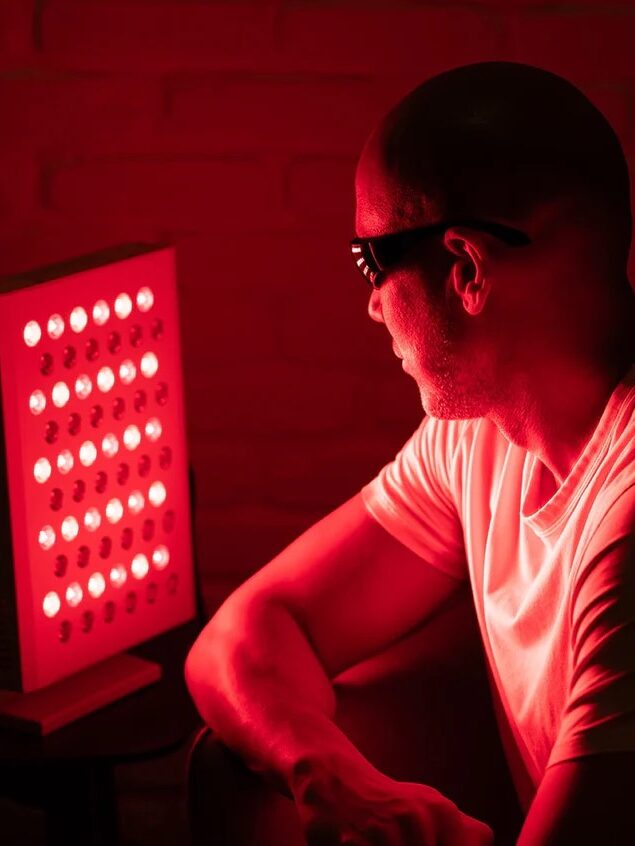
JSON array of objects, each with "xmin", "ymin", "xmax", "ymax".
[
  {"xmin": 184, "ymin": 635, "xmax": 210, "ymax": 708},
  {"xmin": 184, "ymin": 619, "xmax": 228, "ymax": 712},
  {"xmin": 183, "ymin": 638, "xmax": 204, "ymax": 697},
  {"xmin": 184, "ymin": 636, "xmax": 231, "ymax": 731},
  {"xmin": 184, "ymin": 598, "xmax": 249, "ymax": 712}
]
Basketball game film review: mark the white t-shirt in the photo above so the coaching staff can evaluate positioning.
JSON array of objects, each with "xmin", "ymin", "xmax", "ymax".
[{"xmin": 360, "ymin": 362, "xmax": 635, "ymax": 808}]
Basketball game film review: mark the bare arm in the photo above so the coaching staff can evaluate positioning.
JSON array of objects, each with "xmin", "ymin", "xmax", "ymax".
[{"xmin": 184, "ymin": 489, "xmax": 465, "ymax": 796}]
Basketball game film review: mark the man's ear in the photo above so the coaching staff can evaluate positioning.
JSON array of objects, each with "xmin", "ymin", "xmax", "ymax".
[{"xmin": 443, "ymin": 227, "xmax": 492, "ymax": 316}]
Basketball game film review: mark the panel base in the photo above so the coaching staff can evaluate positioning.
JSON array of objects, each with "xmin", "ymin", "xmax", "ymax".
[{"xmin": 0, "ymin": 652, "xmax": 162, "ymax": 735}]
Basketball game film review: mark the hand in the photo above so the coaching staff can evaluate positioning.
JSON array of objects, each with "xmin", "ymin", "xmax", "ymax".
[{"xmin": 291, "ymin": 758, "xmax": 494, "ymax": 846}]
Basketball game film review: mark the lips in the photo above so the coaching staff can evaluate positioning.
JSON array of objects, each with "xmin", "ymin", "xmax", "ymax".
[{"xmin": 392, "ymin": 341, "xmax": 403, "ymax": 359}]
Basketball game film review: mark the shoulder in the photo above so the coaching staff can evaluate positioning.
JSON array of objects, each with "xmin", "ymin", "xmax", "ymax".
[
  {"xmin": 574, "ymin": 408, "xmax": 635, "ymax": 567},
  {"xmin": 424, "ymin": 415, "xmax": 513, "ymax": 476},
  {"xmin": 414, "ymin": 415, "xmax": 483, "ymax": 454},
  {"xmin": 411, "ymin": 415, "xmax": 515, "ymax": 485},
  {"xmin": 570, "ymin": 482, "xmax": 635, "ymax": 622}
]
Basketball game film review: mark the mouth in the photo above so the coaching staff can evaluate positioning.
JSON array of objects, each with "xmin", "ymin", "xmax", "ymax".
[{"xmin": 392, "ymin": 341, "xmax": 403, "ymax": 359}]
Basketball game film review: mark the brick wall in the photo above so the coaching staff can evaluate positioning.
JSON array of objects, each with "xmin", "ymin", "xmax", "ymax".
[{"xmin": 1, "ymin": 1, "xmax": 634, "ymax": 611}]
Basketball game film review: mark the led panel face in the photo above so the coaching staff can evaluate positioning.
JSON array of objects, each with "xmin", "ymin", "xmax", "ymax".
[{"xmin": 0, "ymin": 246, "xmax": 195, "ymax": 691}]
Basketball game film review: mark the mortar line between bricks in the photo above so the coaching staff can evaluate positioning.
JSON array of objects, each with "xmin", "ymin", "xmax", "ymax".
[
  {"xmin": 531, "ymin": 4, "xmax": 635, "ymax": 13},
  {"xmin": 50, "ymin": 152, "xmax": 271, "ymax": 165},
  {"xmin": 33, "ymin": 0, "xmax": 46, "ymax": 53},
  {"xmin": 162, "ymin": 69, "xmax": 381, "ymax": 86}
]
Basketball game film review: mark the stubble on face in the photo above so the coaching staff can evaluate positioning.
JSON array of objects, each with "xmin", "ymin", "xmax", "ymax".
[{"xmin": 386, "ymin": 266, "xmax": 492, "ymax": 421}]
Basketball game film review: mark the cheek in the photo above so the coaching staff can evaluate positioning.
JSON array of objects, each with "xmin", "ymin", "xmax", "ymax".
[
  {"xmin": 382, "ymin": 273, "xmax": 450, "ymax": 356},
  {"xmin": 396, "ymin": 294, "xmax": 434, "ymax": 344},
  {"xmin": 384, "ymin": 276, "xmax": 424, "ymax": 329}
]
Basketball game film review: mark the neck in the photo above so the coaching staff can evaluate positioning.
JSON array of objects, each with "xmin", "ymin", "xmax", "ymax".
[{"xmin": 487, "ymin": 315, "xmax": 635, "ymax": 487}]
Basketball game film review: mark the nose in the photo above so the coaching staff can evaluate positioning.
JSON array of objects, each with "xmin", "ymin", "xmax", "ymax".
[{"xmin": 367, "ymin": 287, "xmax": 384, "ymax": 323}]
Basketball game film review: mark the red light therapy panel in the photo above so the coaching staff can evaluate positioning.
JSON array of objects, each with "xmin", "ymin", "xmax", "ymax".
[{"xmin": 0, "ymin": 245, "xmax": 195, "ymax": 692}]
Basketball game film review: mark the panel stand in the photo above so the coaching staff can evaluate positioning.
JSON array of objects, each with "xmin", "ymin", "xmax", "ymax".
[{"xmin": 0, "ymin": 652, "xmax": 162, "ymax": 735}]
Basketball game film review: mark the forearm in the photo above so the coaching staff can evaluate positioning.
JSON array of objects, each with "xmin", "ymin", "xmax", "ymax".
[{"xmin": 185, "ymin": 596, "xmax": 374, "ymax": 796}]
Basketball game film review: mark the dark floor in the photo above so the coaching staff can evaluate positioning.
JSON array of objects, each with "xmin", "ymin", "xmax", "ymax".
[{"xmin": 1, "ymin": 741, "xmax": 193, "ymax": 846}]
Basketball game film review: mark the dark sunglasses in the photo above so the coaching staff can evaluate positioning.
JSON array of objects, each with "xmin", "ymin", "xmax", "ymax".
[{"xmin": 350, "ymin": 219, "xmax": 531, "ymax": 289}]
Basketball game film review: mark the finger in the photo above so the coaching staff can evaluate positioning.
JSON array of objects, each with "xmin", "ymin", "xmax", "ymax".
[
  {"xmin": 306, "ymin": 823, "xmax": 377, "ymax": 846},
  {"xmin": 460, "ymin": 814, "xmax": 494, "ymax": 846},
  {"xmin": 347, "ymin": 818, "xmax": 417, "ymax": 846},
  {"xmin": 346, "ymin": 822, "xmax": 391, "ymax": 846},
  {"xmin": 394, "ymin": 808, "xmax": 438, "ymax": 845}
]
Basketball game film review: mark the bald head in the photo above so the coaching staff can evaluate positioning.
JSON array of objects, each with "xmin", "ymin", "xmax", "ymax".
[{"xmin": 356, "ymin": 62, "xmax": 631, "ymax": 269}]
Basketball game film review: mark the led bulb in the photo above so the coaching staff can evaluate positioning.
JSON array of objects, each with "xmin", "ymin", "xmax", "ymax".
[
  {"xmin": 24, "ymin": 320, "xmax": 42, "ymax": 347},
  {"xmin": 144, "ymin": 417, "xmax": 162, "ymax": 442},
  {"xmin": 148, "ymin": 481, "xmax": 167, "ymax": 507},
  {"xmin": 47, "ymin": 313, "xmax": 65, "ymax": 340},
  {"xmin": 66, "ymin": 581, "xmax": 83, "ymax": 607},
  {"xmin": 152, "ymin": 545, "xmax": 170, "ymax": 570},
  {"xmin": 79, "ymin": 440, "xmax": 97, "ymax": 467},
  {"xmin": 88, "ymin": 572, "xmax": 106, "ymax": 598},
  {"xmin": 136, "ymin": 287, "xmax": 154, "ymax": 312},
  {"xmin": 52, "ymin": 381, "xmax": 70, "ymax": 408},
  {"xmin": 29, "ymin": 389, "xmax": 47, "ymax": 415},
  {"xmin": 43, "ymin": 591, "xmax": 61, "ymax": 618},
  {"xmin": 110, "ymin": 564, "xmax": 127, "ymax": 588},
  {"xmin": 84, "ymin": 507, "xmax": 101, "ymax": 532},
  {"xmin": 38, "ymin": 525, "xmax": 56, "ymax": 550},
  {"xmin": 92, "ymin": 299, "xmax": 110, "ymax": 326},
  {"xmin": 97, "ymin": 366, "xmax": 115, "ymax": 393},
  {"xmin": 127, "ymin": 490, "xmax": 145, "ymax": 514},
  {"xmin": 34, "ymin": 457, "xmax": 52, "ymax": 484},
  {"xmin": 131, "ymin": 553, "xmax": 149, "ymax": 580},
  {"xmin": 119, "ymin": 359, "xmax": 136, "ymax": 385},
  {"xmin": 105, "ymin": 497, "xmax": 124, "ymax": 524},
  {"xmin": 140, "ymin": 352, "xmax": 159, "ymax": 378},
  {"xmin": 123, "ymin": 424, "xmax": 141, "ymax": 451},
  {"xmin": 57, "ymin": 449, "xmax": 74, "ymax": 474},
  {"xmin": 70, "ymin": 306, "xmax": 88, "ymax": 333},
  {"xmin": 75, "ymin": 373, "xmax": 93, "ymax": 400},
  {"xmin": 102, "ymin": 433, "xmax": 119, "ymax": 458},
  {"xmin": 115, "ymin": 293, "xmax": 133, "ymax": 319},
  {"xmin": 61, "ymin": 515, "xmax": 79, "ymax": 541}
]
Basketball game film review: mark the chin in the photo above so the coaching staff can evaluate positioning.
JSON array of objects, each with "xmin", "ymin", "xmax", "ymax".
[
  {"xmin": 418, "ymin": 385, "xmax": 440, "ymax": 418},
  {"xmin": 415, "ymin": 356, "xmax": 491, "ymax": 420},
  {"xmin": 419, "ymin": 395, "xmax": 444, "ymax": 419}
]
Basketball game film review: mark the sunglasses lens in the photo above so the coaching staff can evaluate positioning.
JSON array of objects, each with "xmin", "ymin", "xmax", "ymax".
[{"xmin": 351, "ymin": 243, "xmax": 381, "ymax": 287}]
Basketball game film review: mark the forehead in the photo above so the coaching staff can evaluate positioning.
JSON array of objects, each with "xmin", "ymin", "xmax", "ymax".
[{"xmin": 354, "ymin": 136, "xmax": 435, "ymax": 238}]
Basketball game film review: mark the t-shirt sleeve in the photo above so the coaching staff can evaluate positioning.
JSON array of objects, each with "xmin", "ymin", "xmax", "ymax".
[
  {"xmin": 547, "ymin": 485, "xmax": 635, "ymax": 768},
  {"xmin": 359, "ymin": 415, "xmax": 467, "ymax": 581}
]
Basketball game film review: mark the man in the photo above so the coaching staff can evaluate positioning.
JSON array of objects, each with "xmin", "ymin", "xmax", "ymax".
[{"xmin": 185, "ymin": 62, "xmax": 635, "ymax": 844}]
